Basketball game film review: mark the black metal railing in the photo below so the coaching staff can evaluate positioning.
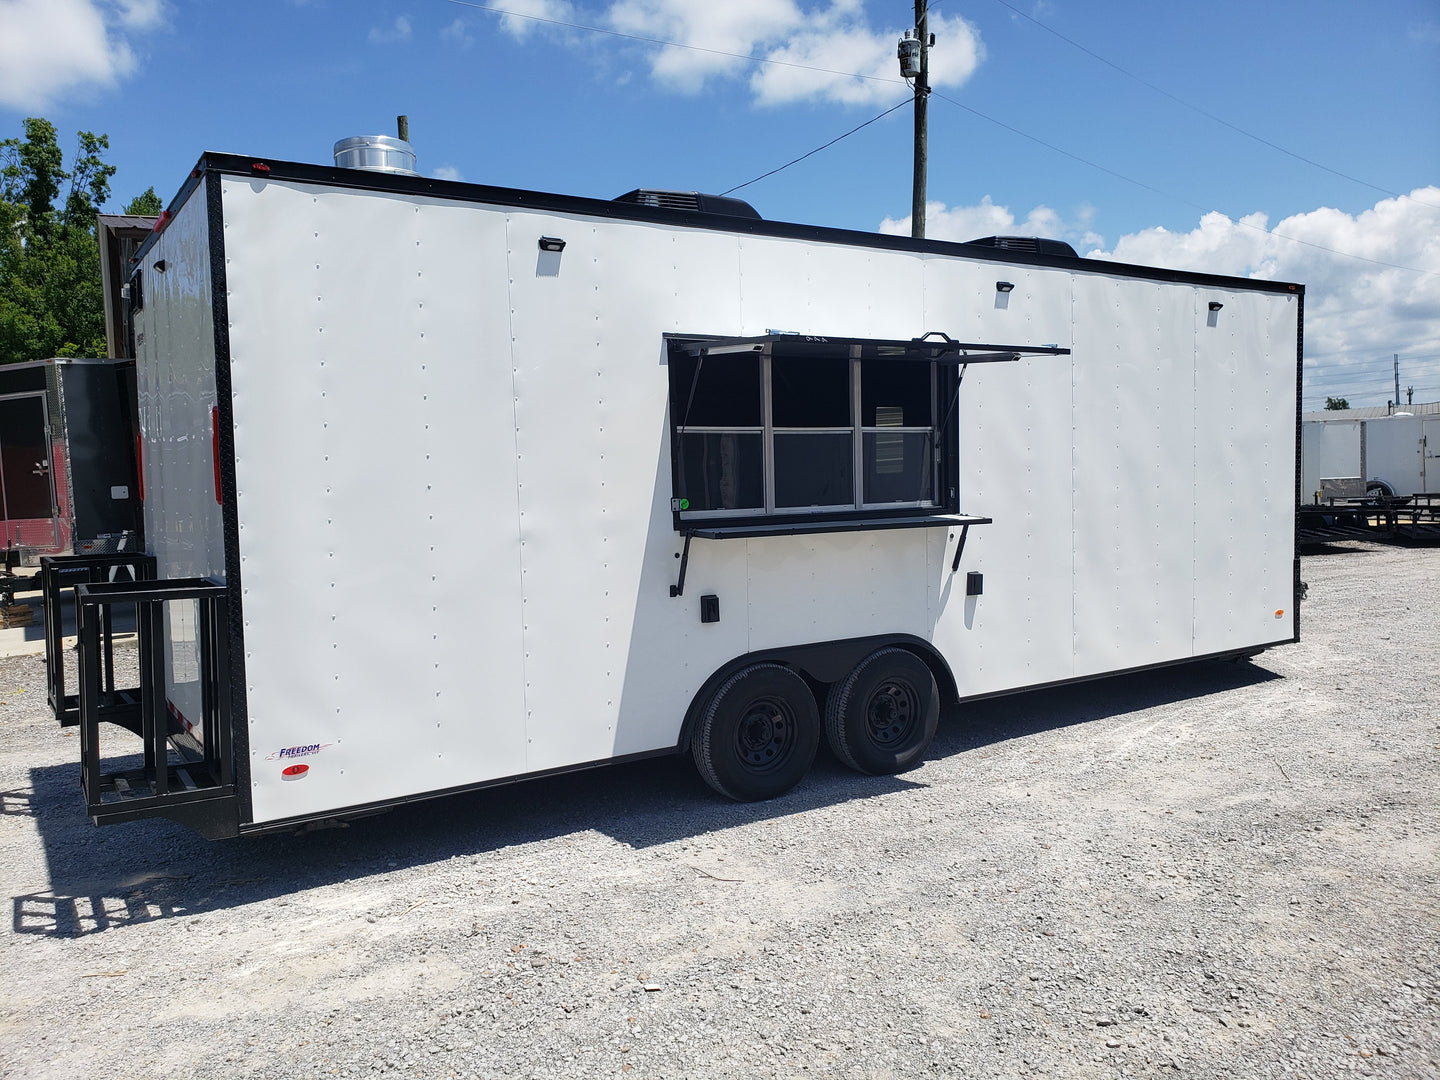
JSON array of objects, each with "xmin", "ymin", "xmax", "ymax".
[
  {"xmin": 40, "ymin": 553, "xmax": 155, "ymax": 728},
  {"xmin": 74, "ymin": 578, "xmax": 238, "ymax": 838}
]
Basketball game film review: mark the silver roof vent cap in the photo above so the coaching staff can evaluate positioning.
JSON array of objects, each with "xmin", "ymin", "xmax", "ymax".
[{"xmin": 333, "ymin": 134, "xmax": 417, "ymax": 176}]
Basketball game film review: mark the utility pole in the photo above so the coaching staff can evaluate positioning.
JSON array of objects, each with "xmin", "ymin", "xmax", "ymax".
[
  {"xmin": 1394, "ymin": 354, "xmax": 1400, "ymax": 413},
  {"xmin": 911, "ymin": 0, "xmax": 929, "ymax": 239}
]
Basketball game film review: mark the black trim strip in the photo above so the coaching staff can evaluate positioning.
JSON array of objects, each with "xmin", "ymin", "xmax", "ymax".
[
  {"xmin": 204, "ymin": 171, "xmax": 254, "ymax": 827},
  {"xmin": 238, "ymin": 746, "xmax": 680, "ymax": 835},
  {"xmin": 1293, "ymin": 291, "xmax": 1304, "ymax": 645},
  {"xmin": 133, "ymin": 152, "xmax": 1303, "ymax": 299},
  {"xmin": 952, "ymin": 639, "xmax": 1295, "ymax": 708}
]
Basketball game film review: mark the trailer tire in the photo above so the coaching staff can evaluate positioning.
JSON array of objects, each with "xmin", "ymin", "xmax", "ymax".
[
  {"xmin": 824, "ymin": 647, "xmax": 939, "ymax": 775},
  {"xmin": 1364, "ymin": 480, "xmax": 1394, "ymax": 504},
  {"xmin": 692, "ymin": 663, "xmax": 819, "ymax": 802}
]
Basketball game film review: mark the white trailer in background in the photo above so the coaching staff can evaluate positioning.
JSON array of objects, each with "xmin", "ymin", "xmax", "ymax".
[
  {"xmin": 1301, "ymin": 411, "xmax": 1439, "ymax": 502},
  {"xmin": 48, "ymin": 151, "xmax": 1302, "ymax": 838}
]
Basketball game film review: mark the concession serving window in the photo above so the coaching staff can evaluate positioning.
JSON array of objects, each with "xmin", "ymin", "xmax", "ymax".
[{"xmin": 666, "ymin": 332, "xmax": 1069, "ymax": 538}]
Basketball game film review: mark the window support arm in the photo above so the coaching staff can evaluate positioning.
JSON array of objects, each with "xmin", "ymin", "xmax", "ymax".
[
  {"xmin": 670, "ymin": 532, "xmax": 693, "ymax": 597},
  {"xmin": 951, "ymin": 522, "xmax": 972, "ymax": 573},
  {"xmin": 937, "ymin": 362, "xmax": 967, "ymax": 439}
]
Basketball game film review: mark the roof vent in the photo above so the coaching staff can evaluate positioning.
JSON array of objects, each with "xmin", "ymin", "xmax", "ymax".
[
  {"xmin": 966, "ymin": 235, "xmax": 1078, "ymax": 258},
  {"xmin": 333, "ymin": 135, "xmax": 418, "ymax": 176},
  {"xmin": 613, "ymin": 189, "xmax": 761, "ymax": 220}
]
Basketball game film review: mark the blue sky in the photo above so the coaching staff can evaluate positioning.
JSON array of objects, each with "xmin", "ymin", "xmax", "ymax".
[{"xmin": 3, "ymin": 0, "xmax": 1438, "ymax": 408}]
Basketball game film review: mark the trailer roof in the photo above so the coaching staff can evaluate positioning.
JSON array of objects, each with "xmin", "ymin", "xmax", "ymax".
[
  {"xmin": 1303, "ymin": 401, "xmax": 1439, "ymax": 421},
  {"xmin": 142, "ymin": 153, "xmax": 1304, "ymax": 299}
]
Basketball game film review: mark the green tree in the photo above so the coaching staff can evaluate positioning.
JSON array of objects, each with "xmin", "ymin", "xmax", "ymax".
[
  {"xmin": 1324, "ymin": 396, "xmax": 1350, "ymax": 410},
  {"xmin": 0, "ymin": 118, "xmax": 121, "ymax": 363},
  {"xmin": 124, "ymin": 187, "xmax": 163, "ymax": 216}
]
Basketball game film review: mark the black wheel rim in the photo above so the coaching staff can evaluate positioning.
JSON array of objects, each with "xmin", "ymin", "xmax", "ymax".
[
  {"xmin": 734, "ymin": 695, "xmax": 796, "ymax": 773},
  {"xmin": 865, "ymin": 679, "xmax": 920, "ymax": 749}
]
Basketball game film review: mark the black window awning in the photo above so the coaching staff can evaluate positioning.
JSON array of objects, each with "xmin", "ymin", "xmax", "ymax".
[{"xmin": 678, "ymin": 332, "xmax": 1070, "ymax": 365}]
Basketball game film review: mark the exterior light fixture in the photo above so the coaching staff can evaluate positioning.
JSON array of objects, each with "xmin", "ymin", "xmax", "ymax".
[
  {"xmin": 153, "ymin": 260, "xmax": 167, "ymax": 273},
  {"xmin": 538, "ymin": 236, "xmax": 566, "ymax": 252},
  {"xmin": 1209, "ymin": 301, "xmax": 1223, "ymax": 311},
  {"xmin": 995, "ymin": 281, "xmax": 1014, "ymax": 293}
]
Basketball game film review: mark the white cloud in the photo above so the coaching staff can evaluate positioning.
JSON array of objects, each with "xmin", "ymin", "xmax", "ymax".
[
  {"xmin": 753, "ymin": 11, "xmax": 986, "ymax": 108},
  {"xmin": 609, "ymin": 0, "xmax": 803, "ymax": 91},
  {"xmin": 441, "ymin": 17, "xmax": 475, "ymax": 48},
  {"xmin": 1408, "ymin": 20, "xmax": 1440, "ymax": 45},
  {"xmin": 115, "ymin": 0, "xmax": 164, "ymax": 29},
  {"xmin": 879, "ymin": 196, "xmax": 1101, "ymax": 250},
  {"xmin": 368, "ymin": 15, "xmax": 412, "ymax": 45},
  {"xmin": 1089, "ymin": 191, "xmax": 1440, "ymax": 406},
  {"xmin": 484, "ymin": 1, "xmax": 982, "ymax": 107},
  {"xmin": 431, "ymin": 165, "xmax": 463, "ymax": 182},
  {"xmin": 881, "ymin": 189, "xmax": 1440, "ymax": 409},
  {"xmin": 0, "ymin": 0, "xmax": 168, "ymax": 110},
  {"xmin": 494, "ymin": 0, "xmax": 575, "ymax": 40}
]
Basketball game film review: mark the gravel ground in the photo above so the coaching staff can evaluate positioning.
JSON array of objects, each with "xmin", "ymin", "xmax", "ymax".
[{"xmin": 1, "ymin": 542, "xmax": 1437, "ymax": 1080}]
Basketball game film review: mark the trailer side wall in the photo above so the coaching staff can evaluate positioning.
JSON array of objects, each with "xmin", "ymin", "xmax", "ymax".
[
  {"xmin": 133, "ymin": 186, "xmax": 224, "ymax": 741},
  {"xmin": 202, "ymin": 175, "xmax": 1298, "ymax": 827}
]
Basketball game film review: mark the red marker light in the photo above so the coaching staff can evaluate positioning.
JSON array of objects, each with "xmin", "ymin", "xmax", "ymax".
[
  {"xmin": 251, "ymin": 162, "xmax": 271, "ymax": 174},
  {"xmin": 151, "ymin": 210, "xmax": 172, "ymax": 232},
  {"xmin": 282, "ymin": 763, "xmax": 309, "ymax": 780}
]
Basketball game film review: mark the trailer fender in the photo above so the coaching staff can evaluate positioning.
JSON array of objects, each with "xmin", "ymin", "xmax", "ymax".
[{"xmin": 676, "ymin": 634, "xmax": 958, "ymax": 754}]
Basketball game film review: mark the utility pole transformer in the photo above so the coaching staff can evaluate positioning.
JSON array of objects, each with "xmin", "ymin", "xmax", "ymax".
[{"xmin": 899, "ymin": 4, "xmax": 930, "ymax": 238}]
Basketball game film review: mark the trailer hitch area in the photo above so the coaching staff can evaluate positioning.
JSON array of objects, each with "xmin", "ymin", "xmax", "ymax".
[{"xmin": 670, "ymin": 533, "xmax": 693, "ymax": 597}]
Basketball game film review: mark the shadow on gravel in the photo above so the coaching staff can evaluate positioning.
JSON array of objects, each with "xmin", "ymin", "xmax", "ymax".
[
  {"xmin": 15, "ymin": 657, "xmax": 1279, "ymax": 939},
  {"xmin": 1298, "ymin": 542, "xmax": 1380, "ymax": 556},
  {"xmin": 936, "ymin": 656, "xmax": 1281, "ymax": 758}
]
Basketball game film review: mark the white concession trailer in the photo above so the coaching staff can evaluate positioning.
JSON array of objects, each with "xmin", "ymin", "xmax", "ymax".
[{"xmin": 46, "ymin": 152, "xmax": 1303, "ymax": 838}]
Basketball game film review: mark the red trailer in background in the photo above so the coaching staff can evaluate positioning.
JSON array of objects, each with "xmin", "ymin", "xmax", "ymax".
[{"xmin": 0, "ymin": 358, "xmax": 142, "ymax": 570}]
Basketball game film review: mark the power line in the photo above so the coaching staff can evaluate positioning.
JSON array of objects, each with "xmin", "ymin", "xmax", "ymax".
[
  {"xmin": 1307, "ymin": 357, "xmax": 1440, "ymax": 371},
  {"xmin": 721, "ymin": 98, "xmax": 913, "ymax": 196},
  {"xmin": 930, "ymin": 89, "xmax": 1437, "ymax": 277},
  {"xmin": 987, "ymin": 0, "xmax": 1440, "ymax": 211},
  {"xmin": 450, "ymin": 0, "xmax": 1439, "ymax": 278}
]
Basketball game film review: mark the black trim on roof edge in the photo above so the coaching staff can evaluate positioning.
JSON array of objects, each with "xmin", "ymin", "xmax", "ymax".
[{"xmin": 132, "ymin": 152, "xmax": 1304, "ymax": 298}]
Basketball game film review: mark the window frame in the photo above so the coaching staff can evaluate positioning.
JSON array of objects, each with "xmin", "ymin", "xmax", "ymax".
[{"xmin": 667, "ymin": 335, "xmax": 960, "ymax": 530}]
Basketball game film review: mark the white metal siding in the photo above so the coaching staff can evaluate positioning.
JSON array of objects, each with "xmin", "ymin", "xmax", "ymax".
[
  {"xmin": 223, "ymin": 179, "xmax": 528, "ymax": 822},
  {"xmin": 199, "ymin": 175, "xmax": 1298, "ymax": 823},
  {"xmin": 135, "ymin": 189, "xmax": 224, "ymax": 738},
  {"xmin": 1363, "ymin": 418, "xmax": 1425, "ymax": 495},
  {"xmin": 934, "ymin": 264, "xmax": 1078, "ymax": 695},
  {"xmin": 1192, "ymin": 290, "xmax": 1298, "ymax": 654},
  {"xmin": 1301, "ymin": 420, "xmax": 1362, "ymax": 500}
]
